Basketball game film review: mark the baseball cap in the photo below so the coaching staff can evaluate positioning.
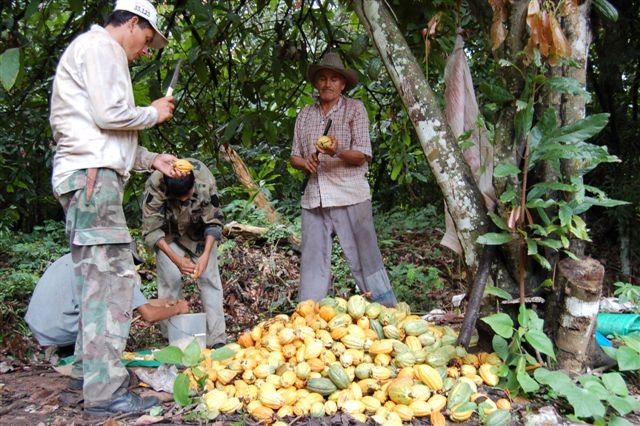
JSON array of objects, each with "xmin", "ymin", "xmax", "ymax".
[{"xmin": 114, "ymin": 0, "xmax": 168, "ymax": 49}]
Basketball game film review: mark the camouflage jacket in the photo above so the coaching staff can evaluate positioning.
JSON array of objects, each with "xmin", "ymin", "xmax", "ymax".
[{"xmin": 142, "ymin": 159, "xmax": 223, "ymax": 256}]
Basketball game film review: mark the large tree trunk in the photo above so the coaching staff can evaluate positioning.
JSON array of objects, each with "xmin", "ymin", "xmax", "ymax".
[{"xmin": 350, "ymin": 0, "xmax": 488, "ymax": 269}]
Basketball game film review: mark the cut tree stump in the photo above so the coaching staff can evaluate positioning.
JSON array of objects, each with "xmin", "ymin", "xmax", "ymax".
[{"xmin": 554, "ymin": 256, "xmax": 604, "ymax": 372}]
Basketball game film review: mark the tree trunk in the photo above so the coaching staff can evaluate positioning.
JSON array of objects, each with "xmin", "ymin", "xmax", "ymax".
[
  {"xmin": 219, "ymin": 144, "xmax": 301, "ymax": 247},
  {"xmin": 553, "ymin": 256, "xmax": 604, "ymax": 372},
  {"xmin": 350, "ymin": 0, "xmax": 488, "ymax": 269},
  {"xmin": 559, "ymin": 2, "xmax": 592, "ymax": 257}
]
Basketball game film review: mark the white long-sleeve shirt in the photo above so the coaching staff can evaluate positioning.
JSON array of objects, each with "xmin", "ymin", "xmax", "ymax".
[{"xmin": 50, "ymin": 25, "xmax": 158, "ymax": 193}]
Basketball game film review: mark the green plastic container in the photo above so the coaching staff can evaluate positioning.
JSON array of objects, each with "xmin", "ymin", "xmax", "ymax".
[{"xmin": 596, "ymin": 313, "xmax": 640, "ymax": 337}]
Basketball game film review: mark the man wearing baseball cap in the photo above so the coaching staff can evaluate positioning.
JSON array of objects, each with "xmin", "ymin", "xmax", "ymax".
[{"xmin": 49, "ymin": 0, "xmax": 181, "ymax": 416}]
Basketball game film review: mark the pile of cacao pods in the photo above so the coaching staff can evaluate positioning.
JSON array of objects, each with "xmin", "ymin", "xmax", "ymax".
[{"xmin": 182, "ymin": 296, "xmax": 513, "ymax": 425}]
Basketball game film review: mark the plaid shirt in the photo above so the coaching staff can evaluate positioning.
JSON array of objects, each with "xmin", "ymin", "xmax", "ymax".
[{"xmin": 292, "ymin": 96, "xmax": 372, "ymax": 209}]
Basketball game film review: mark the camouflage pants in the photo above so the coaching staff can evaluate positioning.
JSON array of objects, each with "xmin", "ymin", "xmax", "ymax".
[
  {"xmin": 56, "ymin": 168, "xmax": 135, "ymax": 406},
  {"xmin": 156, "ymin": 241, "xmax": 226, "ymax": 347}
]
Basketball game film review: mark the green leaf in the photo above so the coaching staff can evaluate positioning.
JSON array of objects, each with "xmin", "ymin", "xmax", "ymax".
[
  {"xmin": 154, "ymin": 346, "xmax": 184, "ymax": 365},
  {"xmin": 516, "ymin": 371, "xmax": 539, "ymax": 393},
  {"xmin": 479, "ymin": 81, "xmax": 514, "ymax": 103},
  {"xmin": 492, "ymin": 335, "xmax": 510, "ymax": 360},
  {"xmin": 608, "ymin": 416, "xmax": 634, "ymax": 426},
  {"xmin": 579, "ymin": 377, "xmax": 609, "ymax": 399},
  {"xmin": 601, "ymin": 346, "xmax": 618, "ymax": 360},
  {"xmin": 182, "ymin": 339, "xmax": 202, "ymax": 367},
  {"xmin": 526, "ymin": 238, "xmax": 538, "ymax": 255},
  {"xmin": 534, "ymin": 368, "xmax": 577, "ymax": 395},
  {"xmin": 601, "ymin": 372, "xmax": 629, "ymax": 396},
  {"xmin": 210, "ymin": 343, "xmax": 240, "ymax": 361},
  {"xmin": 484, "ymin": 285, "xmax": 513, "ymax": 300},
  {"xmin": 559, "ymin": 205, "xmax": 572, "ymax": 227},
  {"xmin": 532, "ymin": 254, "xmax": 552, "ymax": 270},
  {"xmin": 620, "ymin": 334, "xmax": 640, "ymax": 353},
  {"xmin": 481, "ymin": 313, "xmax": 514, "ymax": 338},
  {"xmin": 0, "ymin": 48, "xmax": 21, "ymax": 91},
  {"xmin": 608, "ymin": 396, "xmax": 635, "ymax": 416},
  {"xmin": 537, "ymin": 239, "xmax": 563, "ymax": 250},
  {"xmin": 487, "ymin": 212, "xmax": 509, "ymax": 231},
  {"xmin": 477, "ymin": 232, "xmax": 515, "ymax": 245},
  {"xmin": 499, "ymin": 187, "xmax": 516, "ymax": 203},
  {"xmin": 616, "ymin": 346, "xmax": 640, "ymax": 371},
  {"xmin": 173, "ymin": 373, "xmax": 192, "ymax": 407},
  {"xmin": 545, "ymin": 113, "xmax": 609, "ymax": 145},
  {"xmin": 544, "ymin": 76, "xmax": 592, "ymax": 103},
  {"xmin": 494, "ymin": 163, "xmax": 521, "ymax": 178},
  {"xmin": 524, "ymin": 329, "xmax": 556, "ymax": 360},
  {"xmin": 567, "ymin": 388, "xmax": 606, "ymax": 418}
]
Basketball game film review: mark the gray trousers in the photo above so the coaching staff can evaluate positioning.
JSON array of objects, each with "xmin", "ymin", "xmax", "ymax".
[
  {"xmin": 156, "ymin": 241, "xmax": 226, "ymax": 347},
  {"xmin": 299, "ymin": 200, "xmax": 397, "ymax": 307}
]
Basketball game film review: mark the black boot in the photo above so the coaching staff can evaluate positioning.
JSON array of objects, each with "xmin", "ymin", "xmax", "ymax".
[{"xmin": 84, "ymin": 391, "xmax": 158, "ymax": 416}]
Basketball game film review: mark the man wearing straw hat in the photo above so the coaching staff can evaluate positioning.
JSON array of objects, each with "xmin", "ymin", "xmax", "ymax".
[
  {"xmin": 49, "ymin": 0, "xmax": 181, "ymax": 415},
  {"xmin": 289, "ymin": 51, "xmax": 398, "ymax": 307}
]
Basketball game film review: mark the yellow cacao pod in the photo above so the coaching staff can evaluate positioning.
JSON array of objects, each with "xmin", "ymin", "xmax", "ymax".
[
  {"xmin": 393, "ymin": 403, "xmax": 414, "ymax": 421},
  {"xmin": 403, "ymin": 319, "xmax": 430, "ymax": 336},
  {"xmin": 369, "ymin": 339, "xmax": 394, "ymax": 355},
  {"xmin": 347, "ymin": 294, "xmax": 367, "ymax": 319},
  {"xmin": 415, "ymin": 364, "xmax": 443, "ymax": 391},
  {"xmin": 427, "ymin": 394, "xmax": 447, "ymax": 412},
  {"xmin": 450, "ymin": 402, "xmax": 475, "ymax": 421},
  {"xmin": 460, "ymin": 364, "xmax": 477, "ymax": 377},
  {"xmin": 316, "ymin": 135, "xmax": 332, "ymax": 150},
  {"xmin": 303, "ymin": 339, "xmax": 324, "ymax": 360},
  {"xmin": 250, "ymin": 404, "xmax": 275, "ymax": 424},
  {"xmin": 479, "ymin": 363, "xmax": 500, "ymax": 386},
  {"xmin": 388, "ymin": 378, "xmax": 414, "ymax": 405},
  {"xmin": 174, "ymin": 159, "xmax": 193, "ymax": 173},
  {"xmin": 409, "ymin": 399, "xmax": 432, "ymax": 417},
  {"xmin": 220, "ymin": 396, "xmax": 242, "ymax": 413},
  {"xmin": 310, "ymin": 400, "xmax": 325, "ymax": 417},
  {"xmin": 496, "ymin": 398, "xmax": 512, "ymax": 410},
  {"xmin": 341, "ymin": 334, "xmax": 366, "ymax": 350},
  {"xmin": 430, "ymin": 410, "xmax": 446, "ymax": 426}
]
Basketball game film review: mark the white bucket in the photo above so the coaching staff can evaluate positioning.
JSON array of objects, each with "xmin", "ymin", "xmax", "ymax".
[{"xmin": 167, "ymin": 313, "xmax": 206, "ymax": 350}]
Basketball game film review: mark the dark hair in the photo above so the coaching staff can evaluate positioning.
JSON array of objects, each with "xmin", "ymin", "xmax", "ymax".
[
  {"xmin": 164, "ymin": 172, "xmax": 195, "ymax": 199},
  {"xmin": 105, "ymin": 10, "xmax": 152, "ymax": 31}
]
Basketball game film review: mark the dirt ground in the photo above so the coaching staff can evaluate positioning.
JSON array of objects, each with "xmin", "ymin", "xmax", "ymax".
[{"xmin": 0, "ymin": 230, "xmax": 635, "ymax": 425}]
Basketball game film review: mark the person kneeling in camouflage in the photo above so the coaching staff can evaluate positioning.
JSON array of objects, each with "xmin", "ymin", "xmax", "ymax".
[{"xmin": 142, "ymin": 158, "xmax": 227, "ymax": 348}]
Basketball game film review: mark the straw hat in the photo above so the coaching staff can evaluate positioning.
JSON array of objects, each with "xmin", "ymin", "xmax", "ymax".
[{"xmin": 306, "ymin": 52, "xmax": 358, "ymax": 91}]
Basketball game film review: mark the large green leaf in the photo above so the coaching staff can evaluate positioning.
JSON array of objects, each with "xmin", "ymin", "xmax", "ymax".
[
  {"xmin": 182, "ymin": 339, "xmax": 203, "ymax": 367},
  {"xmin": 545, "ymin": 113, "xmax": 609, "ymax": 144},
  {"xmin": 481, "ymin": 313, "xmax": 514, "ymax": 338},
  {"xmin": 477, "ymin": 232, "xmax": 515, "ymax": 245},
  {"xmin": 616, "ymin": 346, "xmax": 640, "ymax": 371},
  {"xmin": 516, "ymin": 371, "xmax": 539, "ymax": 393},
  {"xmin": 154, "ymin": 346, "xmax": 184, "ymax": 365},
  {"xmin": 0, "ymin": 48, "xmax": 21, "ymax": 91},
  {"xmin": 601, "ymin": 372, "xmax": 629, "ymax": 397},
  {"xmin": 493, "ymin": 163, "xmax": 521, "ymax": 178},
  {"xmin": 566, "ymin": 388, "xmax": 606, "ymax": 418},
  {"xmin": 544, "ymin": 76, "xmax": 592, "ymax": 103},
  {"xmin": 173, "ymin": 373, "xmax": 192, "ymax": 407},
  {"xmin": 534, "ymin": 368, "xmax": 577, "ymax": 396}
]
